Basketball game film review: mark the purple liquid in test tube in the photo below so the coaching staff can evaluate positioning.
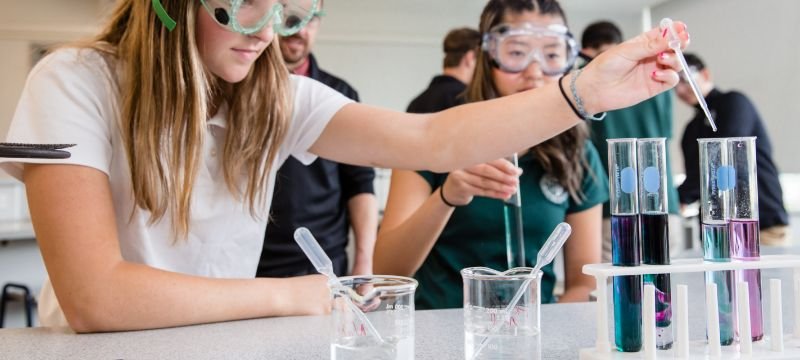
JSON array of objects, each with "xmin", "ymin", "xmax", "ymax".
[{"xmin": 728, "ymin": 137, "xmax": 763, "ymax": 341}]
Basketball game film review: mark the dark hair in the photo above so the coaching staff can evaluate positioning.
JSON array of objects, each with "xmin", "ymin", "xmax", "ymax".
[
  {"xmin": 683, "ymin": 53, "xmax": 706, "ymax": 71},
  {"xmin": 466, "ymin": 0, "xmax": 591, "ymax": 204},
  {"xmin": 443, "ymin": 27, "xmax": 481, "ymax": 68},
  {"xmin": 581, "ymin": 20, "xmax": 623, "ymax": 49}
]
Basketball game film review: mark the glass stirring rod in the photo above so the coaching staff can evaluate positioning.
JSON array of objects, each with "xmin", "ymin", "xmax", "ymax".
[
  {"xmin": 504, "ymin": 153, "xmax": 526, "ymax": 268},
  {"xmin": 660, "ymin": 18, "xmax": 718, "ymax": 132}
]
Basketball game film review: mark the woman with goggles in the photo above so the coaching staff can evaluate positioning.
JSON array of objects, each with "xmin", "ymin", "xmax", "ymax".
[
  {"xmin": 376, "ymin": 0, "xmax": 605, "ymax": 308},
  {"xmin": 5, "ymin": 0, "xmax": 686, "ymax": 332}
]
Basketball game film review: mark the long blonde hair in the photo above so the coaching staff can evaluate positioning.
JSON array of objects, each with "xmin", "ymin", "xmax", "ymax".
[
  {"xmin": 88, "ymin": 0, "xmax": 291, "ymax": 238},
  {"xmin": 466, "ymin": 0, "xmax": 590, "ymax": 203}
]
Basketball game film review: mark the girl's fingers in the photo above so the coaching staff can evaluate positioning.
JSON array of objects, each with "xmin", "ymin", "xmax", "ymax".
[
  {"xmin": 466, "ymin": 160, "xmax": 521, "ymax": 185},
  {"xmin": 656, "ymin": 51, "xmax": 682, "ymax": 72},
  {"xmin": 488, "ymin": 158, "xmax": 523, "ymax": 178},
  {"xmin": 462, "ymin": 172, "xmax": 517, "ymax": 196},
  {"xmin": 670, "ymin": 21, "xmax": 690, "ymax": 49},
  {"xmin": 650, "ymin": 68, "xmax": 680, "ymax": 87}
]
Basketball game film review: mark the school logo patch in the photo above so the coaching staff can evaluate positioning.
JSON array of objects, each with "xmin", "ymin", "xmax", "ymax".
[{"xmin": 540, "ymin": 175, "xmax": 568, "ymax": 204}]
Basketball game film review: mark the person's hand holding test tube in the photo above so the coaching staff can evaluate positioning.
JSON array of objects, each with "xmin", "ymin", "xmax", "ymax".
[{"xmin": 660, "ymin": 18, "xmax": 718, "ymax": 132}]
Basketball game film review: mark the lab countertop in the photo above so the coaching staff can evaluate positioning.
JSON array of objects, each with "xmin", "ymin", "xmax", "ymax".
[
  {"xmin": 2, "ymin": 304, "xmax": 594, "ymax": 360},
  {"xmin": 1, "ymin": 254, "xmax": 798, "ymax": 359}
]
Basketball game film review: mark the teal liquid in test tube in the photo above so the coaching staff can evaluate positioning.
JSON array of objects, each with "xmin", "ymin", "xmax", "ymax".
[
  {"xmin": 636, "ymin": 138, "xmax": 673, "ymax": 350},
  {"xmin": 728, "ymin": 137, "xmax": 763, "ymax": 341},
  {"xmin": 698, "ymin": 138, "xmax": 736, "ymax": 345},
  {"xmin": 607, "ymin": 139, "xmax": 642, "ymax": 352}
]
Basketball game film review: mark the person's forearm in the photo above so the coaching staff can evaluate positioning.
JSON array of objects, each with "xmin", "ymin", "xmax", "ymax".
[
  {"xmin": 560, "ymin": 206, "xmax": 602, "ymax": 303},
  {"xmin": 64, "ymin": 263, "xmax": 328, "ymax": 333},
  {"xmin": 348, "ymin": 193, "xmax": 378, "ymax": 275},
  {"xmin": 313, "ymin": 81, "xmax": 580, "ymax": 173},
  {"xmin": 420, "ymin": 83, "xmax": 581, "ymax": 172},
  {"xmin": 559, "ymin": 284, "xmax": 595, "ymax": 303},
  {"xmin": 374, "ymin": 190, "xmax": 454, "ymax": 276}
]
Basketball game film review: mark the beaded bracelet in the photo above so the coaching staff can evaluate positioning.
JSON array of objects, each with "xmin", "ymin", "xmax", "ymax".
[{"xmin": 567, "ymin": 69, "xmax": 607, "ymax": 122}]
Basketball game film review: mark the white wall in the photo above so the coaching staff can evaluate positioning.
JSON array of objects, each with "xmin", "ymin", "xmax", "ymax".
[
  {"xmin": 314, "ymin": 1, "xmax": 647, "ymax": 112},
  {"xmin": 0, "ymin": 40, "xmax": 30, "ymax": 138},
  {"xmin": 652, "ymin": 0, "xmax": 800, "ymax": 173},
  {"xmin": 0, "ymin": 0, "xmax": 106, "ymax": 138}
]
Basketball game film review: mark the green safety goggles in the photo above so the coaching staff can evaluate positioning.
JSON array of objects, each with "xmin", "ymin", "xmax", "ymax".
[{"xmin": 152, "ymin": 0, "xmax": 323, "ymax": 36}]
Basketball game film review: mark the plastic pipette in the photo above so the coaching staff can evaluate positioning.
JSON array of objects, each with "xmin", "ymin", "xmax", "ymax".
[
  {"xmin": 660, "ymin": 18, "xmax": 717, "ymax": 132},
  {"xmin": 470, "ymin": 222, "xmax": 572, "ymax": 360},
  {"xmin": 294, "ymin": 227, "xmax": 384, "ymax": 343}
]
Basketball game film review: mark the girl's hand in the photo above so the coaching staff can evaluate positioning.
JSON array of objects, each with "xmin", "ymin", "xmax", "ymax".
[
  {"xmin": 441, "ymin": 158, "xmax": 522, "ymax": 206},
  {"xmin": 289, "ymin": 274, "xmax": 332, "ymax": 316},
  {"xmin": 578, "ymin": 21, "xmax": 689, "ymax": 114}
]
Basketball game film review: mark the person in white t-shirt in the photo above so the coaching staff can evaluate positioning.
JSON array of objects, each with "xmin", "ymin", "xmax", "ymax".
[{"xmin": 1, "ymin": 0, "xmax": 688, "ymax": 332}]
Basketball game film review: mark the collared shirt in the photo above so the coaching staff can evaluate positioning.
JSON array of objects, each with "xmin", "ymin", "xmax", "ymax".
[
  {"xmin": 413, "ymin": 145, "xmax": 609, "ymax": 309},
  {"xmin": 1, "ymin": 48, "xmax": 353, "ymax": 326}
]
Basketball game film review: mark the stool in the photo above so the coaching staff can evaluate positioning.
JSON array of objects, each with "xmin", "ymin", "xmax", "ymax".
[{"xmin": 0, "ymin": 283, "xmax": 36, "ymax": 328}]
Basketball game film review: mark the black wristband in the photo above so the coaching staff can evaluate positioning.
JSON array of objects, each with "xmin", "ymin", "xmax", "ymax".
[
  {"xmin": 439, "ymin": 186, "xmax": 459, "ymax": 207},
  {"xmin": 558, "ymin": 74, "xmax": 583, "ymax": 120}
]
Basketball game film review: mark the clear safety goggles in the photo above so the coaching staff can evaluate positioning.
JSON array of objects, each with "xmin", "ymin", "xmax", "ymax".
[
  {"xmin": 482, "ymin": 23, "xmax": 578, "ymax": 76},
  {"xmin": 152, "ymin": 0, "xmax": 323, "ymax": 36}
]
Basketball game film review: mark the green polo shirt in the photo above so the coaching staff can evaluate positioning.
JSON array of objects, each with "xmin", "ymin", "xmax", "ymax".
[
  {"xmin": 414, "ymin": 143, "xmax": 609, "ymax": 309},
  {"xmin": 588, "ymin": 91, "xmax": 680, "ymax": 216}
]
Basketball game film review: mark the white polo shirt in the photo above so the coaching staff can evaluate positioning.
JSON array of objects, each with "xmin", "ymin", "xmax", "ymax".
[{"xmin": 0, "ymin": 48, "xmax": 353, "ymax": 327}]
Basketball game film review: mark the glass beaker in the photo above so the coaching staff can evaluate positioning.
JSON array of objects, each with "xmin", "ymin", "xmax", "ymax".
[
  {"xmin": 331, "ymin": 275, "xmax": 417, "ymax": 360},
  {"xmin": 462, "ymin": 267, "xmax": 541, "ymax": 360}
]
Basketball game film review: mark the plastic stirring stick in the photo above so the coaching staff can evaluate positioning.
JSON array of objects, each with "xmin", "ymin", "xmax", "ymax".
[
  {"xmin": 660, "ymin": 18, "xmax": 718, "ymax": 132},
  {"xmin": 470, "ymin": 222, "xmax": 572, "ymax": 360},
  {"xmin": 294, "ymin": 227, "xmax": 385, "ymax": 344}
]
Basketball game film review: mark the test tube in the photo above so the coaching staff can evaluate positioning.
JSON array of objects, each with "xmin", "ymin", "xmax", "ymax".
[
  {"xmin": 637, "ymin": 138, "xmax": 673, "ymax": 350},
  {"xmin": 608, "ymin": 139, "xmax": 642, "ymax": 352},
  {"xmin": 504, "ymin": 153, "xmax": 525, "ymax": 268},
  {"xmin": 728, "ymin": 137, "xmax": 763, "ymax": 341},
  {"xmin": 698, "ymin": 138, "xmax": 736, "ymax": 345}
]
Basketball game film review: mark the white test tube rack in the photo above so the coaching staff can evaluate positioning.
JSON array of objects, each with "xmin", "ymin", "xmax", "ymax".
[{"xmin": 578, "ymin": 254, "xmax": 800, "ymax": 359}]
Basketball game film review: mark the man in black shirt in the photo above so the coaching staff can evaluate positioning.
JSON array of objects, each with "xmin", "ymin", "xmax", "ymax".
[
  {"xmin": 257, "ymin": 0, "xmax": 377, "ymax": 277},
  {"xmin": 676, "ymin": 53, "xmax": 789, "ymax": 245},
  {"xmin": 407, "ymin": 27, "xmax": 481, "ymax": 113}
]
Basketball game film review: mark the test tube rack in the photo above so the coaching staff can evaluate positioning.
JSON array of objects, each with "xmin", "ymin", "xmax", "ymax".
[{"xmin": 579, "ymin": 255, "xmax": 800, "ymax": 359}]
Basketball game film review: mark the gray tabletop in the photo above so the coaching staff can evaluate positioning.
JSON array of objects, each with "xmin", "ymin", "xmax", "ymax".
[
  {"xmin": 0, "ymin": 303, "xmax": 595, "ymax": 360},
  {"xmin": 1, "ymin": 255, "xmax": 797, "ymax": 359}
]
